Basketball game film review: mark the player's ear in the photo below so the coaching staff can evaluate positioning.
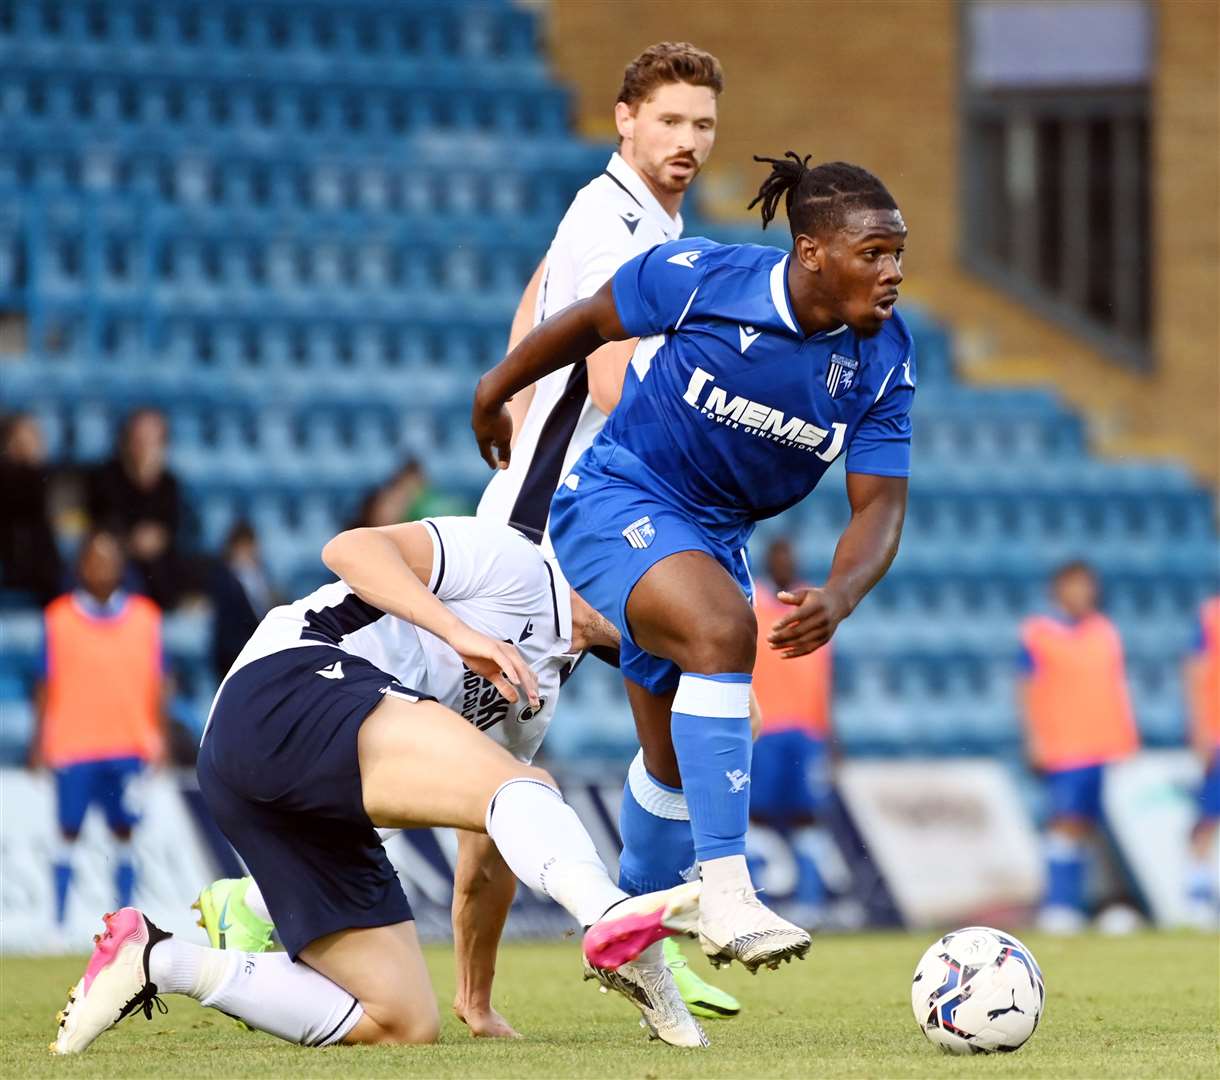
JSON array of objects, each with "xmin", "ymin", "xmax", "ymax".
[
  {"xmin": 793, "ymin": 233, "xmax": 821, "ymax": 274},
  {"xmin": 614, "ymin": 101, "xmax": 635, "ymax": 144}
]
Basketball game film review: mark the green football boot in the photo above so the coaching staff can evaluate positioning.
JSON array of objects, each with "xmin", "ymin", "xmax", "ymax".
[
  {"xmin": 663, "ymin": 936, "xmax": 741, "ymax": 1019},
  {"xmin": 191, "ymin": 877, "xmax": 274, "ymax": 953}
]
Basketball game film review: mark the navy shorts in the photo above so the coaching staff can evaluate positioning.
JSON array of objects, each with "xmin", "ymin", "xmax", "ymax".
[
  {"xmin": 749, "ymin": 730, "xmax": 830, "ymax": 825},
  {"xmin": 550, "ymin": 467, "xmax": 752, "ymax": 695},
  {"xmin": 1044, "ymin": 763, "xmax": 1105, "ymax": 822},
  {"xmin": 55, "ymin": 756, "xmax": 145, "ymax": 835},
  {"xmin": 197, "ymin": 645, "xmax": 431, "ymax": 960}
]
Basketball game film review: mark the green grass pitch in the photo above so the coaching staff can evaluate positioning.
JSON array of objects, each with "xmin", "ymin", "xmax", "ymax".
[{"xmin": 3, "ymin": 931, "xmax": 1216, "ymax": 1078}]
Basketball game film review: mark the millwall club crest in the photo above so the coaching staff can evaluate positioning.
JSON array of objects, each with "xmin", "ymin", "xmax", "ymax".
[{"xmin": 826, "ymin": 353, "xmax": 860, "ymax": 399}]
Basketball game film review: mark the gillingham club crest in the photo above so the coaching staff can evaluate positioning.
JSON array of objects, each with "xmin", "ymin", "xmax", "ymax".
[
  {"xmin": 826, "ymin": 353, "xmax": 860, "ymax": 399},
  {"xmin": 621, "ymin": 515, "xmax": 656, "ymax": 550}
]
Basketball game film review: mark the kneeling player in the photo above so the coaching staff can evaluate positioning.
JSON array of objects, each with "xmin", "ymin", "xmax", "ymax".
[
  {"xmin": 53, "ymin": 518, "xmax": 708, "ymax": 1053},
  {"xmin": 193, "ymin": 515, "xmax": 703, "ymax": 1041}
]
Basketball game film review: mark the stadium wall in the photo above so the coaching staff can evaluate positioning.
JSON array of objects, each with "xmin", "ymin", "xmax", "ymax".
[{"xmin": 545, "ymin": 0, "xmax": 1220, "ymax": 486}]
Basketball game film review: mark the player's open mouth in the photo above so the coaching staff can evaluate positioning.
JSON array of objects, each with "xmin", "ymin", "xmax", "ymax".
[{"xmin": 873, "ymin": 293, "xmax": 898, "ymax": 319}]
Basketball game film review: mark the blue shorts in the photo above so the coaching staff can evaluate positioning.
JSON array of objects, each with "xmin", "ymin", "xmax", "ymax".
[
  {"xmin": 1200, "ymin": 751, "xmax": 1220, "ymax": 820},
  {"xmin": 550, "ymin": 467, "xmax": 752, "ymax": 695},
  {"xmin": 55, "ymin": 756, "xmax": 145, "ymax": 835},
  {"xmin": 1044, "ymin": 763, "xmax": 1105, "ymax": 822},
  {"xmin": 749, "ymin": 730, "xmax": 829, "ymax": 825},
  {"xmin": 197, "ymin": 645, "xmax": 431, "ymax": 960}
]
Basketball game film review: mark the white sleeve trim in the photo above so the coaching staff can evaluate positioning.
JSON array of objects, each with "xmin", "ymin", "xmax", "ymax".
[
  {"xmin": 873, "ymin": 365, "xmax": 898, "ymax": 403},
  {"xmin": 674, "ymin": 286, "xmax": 699, "ymax": 330},
  {"xmin": 421, "ymin": 519, "xmax": 446, "ymax": 594}
]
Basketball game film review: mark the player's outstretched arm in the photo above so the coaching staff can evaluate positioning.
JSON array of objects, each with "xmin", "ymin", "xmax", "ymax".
[
  {"xmin": 767, "ymin": 473, "xmax": 908, "ymax": 658},
  {"xmin": 472, "ymin": 278, "xmax": 628, "ymax": 469},
  {"xmin": 451, "ymin": 829, "xmax": 521, "ymax": 1039}
]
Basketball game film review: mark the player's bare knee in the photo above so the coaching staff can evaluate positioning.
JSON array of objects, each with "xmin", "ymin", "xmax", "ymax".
[
  {"xmin": 678, "ymin": 607, "xmax": 756, "ymax": 673},
  {"xmin": 365, "ymin": 1004, "xmax": 441, "ymax": 1045},
  {"xmin": 522, "ymin": 764, "xmax": 557, "ymax": 790}
]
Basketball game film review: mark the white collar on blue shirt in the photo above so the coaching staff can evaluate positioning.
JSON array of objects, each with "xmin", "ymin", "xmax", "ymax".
[
  {"xmin": 604, "ymin": 152, "xmax": 683, "ymax": 239},
  {"xmin": 768, "ymin": 254, "xmax": 849, "ymax": 340}
]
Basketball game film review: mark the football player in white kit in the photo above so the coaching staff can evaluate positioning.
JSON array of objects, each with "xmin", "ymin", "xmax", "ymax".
[
  {"xmin": 476, "ymin": 42, "xmax": 742, "ymax": 1019},
  {"xmin": 52, "ymin": 518, "xmax": 711, "ymax": 1054},
  {"xmin": 478, "ymin": 42, "xmax": 720, "ymax": 550}
]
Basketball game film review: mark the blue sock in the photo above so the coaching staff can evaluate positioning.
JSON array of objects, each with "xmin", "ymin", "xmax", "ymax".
[
  {"xmin": 670, "ymin": 672, "xmax": 753, "ymax": 862},
  {"xmin": 1044, "ymin": 833, "xmax": 1085, "ymax": 911},
  {"xmin": 1187, "ymin": 859, "xmax": 1217, "ymax": 904},
  {"xmin": 115, "ymin": 842, "xmax": 136, "ymax": 909},
  {"xmin": 618, "ymin": 752, "xmax": 695, "ymax": 895},
  {"xmin": 53, "ymin": 861, "xmax": 73, "ymax": 926},
  {"xmin": 792, "ymin": 827, "xmax": 828, "ymax": 907}
]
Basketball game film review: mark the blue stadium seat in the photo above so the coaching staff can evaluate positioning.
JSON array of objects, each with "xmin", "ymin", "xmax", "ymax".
[{"xmin": 2, "ymin": 0, "xmax": 1216, "ymax": 763}]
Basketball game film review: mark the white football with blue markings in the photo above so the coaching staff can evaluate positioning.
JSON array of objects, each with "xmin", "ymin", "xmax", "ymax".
[{"xmin": 911, "ymin": 926, "xmax": 1045, "ymax": 1054}]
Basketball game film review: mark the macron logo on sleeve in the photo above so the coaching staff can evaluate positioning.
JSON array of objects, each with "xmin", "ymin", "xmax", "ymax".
[
  {"xmin": 666, "ymin": 250, "xmax": 702, "ymax": 268},
  {"xmin": 316, "ymin": 662, "xmax": 344, "ymax": 680}
]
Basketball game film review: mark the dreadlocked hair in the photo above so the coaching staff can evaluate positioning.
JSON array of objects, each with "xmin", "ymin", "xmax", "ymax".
[{"xmin": 748, "ymin": 152, "xmax": 898, "ymax": 237}]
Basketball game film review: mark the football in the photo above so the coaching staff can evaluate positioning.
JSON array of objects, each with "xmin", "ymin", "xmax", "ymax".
[{"xmin": 911, "ymin": 926, "xmax": 1045, "ymax": 1054}]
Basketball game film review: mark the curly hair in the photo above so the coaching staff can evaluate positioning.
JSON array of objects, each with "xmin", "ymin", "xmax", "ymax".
[{"xmin": 616, "ymin": 41, "xmax": 724, "ymax": 108}]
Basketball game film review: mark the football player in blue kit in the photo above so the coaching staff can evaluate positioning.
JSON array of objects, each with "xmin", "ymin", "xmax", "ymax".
[{"xmin": 473, "ymin": 153, "xmax": 913, "ymax": 972}]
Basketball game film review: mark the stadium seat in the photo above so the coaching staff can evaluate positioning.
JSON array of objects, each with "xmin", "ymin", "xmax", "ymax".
[{"xmin": 1, "ymin": 0, "xmax": 1216, "ymax": 762}]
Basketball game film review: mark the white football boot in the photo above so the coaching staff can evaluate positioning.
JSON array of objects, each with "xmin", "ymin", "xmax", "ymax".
[
  {"xmin": 583, "ymin": 943, "xmax": 709, "ymax": 1048},
  {"xmin": 698, "ymin": 885, "xmax": 812, "ymax": 973},
  {"xmin": 53, "ymin": 908, "xmax": 171, "ymax": 1054}
]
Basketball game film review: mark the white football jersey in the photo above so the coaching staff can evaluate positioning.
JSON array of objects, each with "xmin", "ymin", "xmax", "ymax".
[
  {"xmin": 213, "ymin": 517, "xmax": 578, "ymax": 764},
  {"xmin": 477, "ymin": 152, "xmax": 682, "ymax": 553}
]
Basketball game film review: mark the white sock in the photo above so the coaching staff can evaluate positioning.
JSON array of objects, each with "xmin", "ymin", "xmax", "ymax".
[
  {"xmin": 699, "ymin": 853, "xmax": 753, "ymax": 914},
  {"xmin": 242, "ymin": 881, "xmax": 273, "ymax": 924},
  {"xmin": 149, "ymin": 940, "xmax": 362, "ymax": 1047},
  {"xmin": 486, "ymin": 778, "xmax": 626, "ymax": 926},
  {"xmin": 149, "ymin": 938, "xmax": 234, "ymax": 999}
]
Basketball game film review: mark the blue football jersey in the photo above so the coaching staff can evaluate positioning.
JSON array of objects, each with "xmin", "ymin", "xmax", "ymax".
[{"xmin": 585, "ymin": 237, "xmax": 916, "ymax": 545}]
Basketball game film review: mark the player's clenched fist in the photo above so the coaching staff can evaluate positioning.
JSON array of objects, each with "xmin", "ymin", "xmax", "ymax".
[
  {"xmin": 765, "ymin": 586, "xmax": 851, "ymax": 658},
  {"xmin": 471, "ymin": 380, "xmax": 514, "ymax": 470}
]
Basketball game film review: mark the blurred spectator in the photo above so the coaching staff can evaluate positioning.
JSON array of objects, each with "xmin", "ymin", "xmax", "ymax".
[
  {"xmin": 349, "ymin": 458, "xmax": 469, "ymax": 528},
  {"xmin": 1018, "ymin": 561, "xmax": 1139, "ymax": 933},
  {"xmin": 750, "ymin": 536, "xmax": 834, "ymax": 916},
  {"xmin": 1184, "ymin": 595, "xmax": 1220, "ymax": 926},
  {"xmin": 86, "ymin": 407, "xmax": 188, "ymax": 609},
  {"xmin": 28, "ymin": 530, "xmax": 169, "ymax": 927},
  {"xmin": 0, "ymin": 411, "xmax": 63, "ymax": 605},
  {"xmin": 222, "ymin": 520, "xmax": 277, "ymax": 620},
  {"xmin": 208, "ymin": 521, "xmax": 278, "ymax": 683}
]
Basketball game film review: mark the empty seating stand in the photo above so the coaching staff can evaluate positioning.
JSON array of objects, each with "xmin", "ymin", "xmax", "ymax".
[{"xmin": 0, "ymin": 0, "xmax": 1216, "ymax": 761}]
